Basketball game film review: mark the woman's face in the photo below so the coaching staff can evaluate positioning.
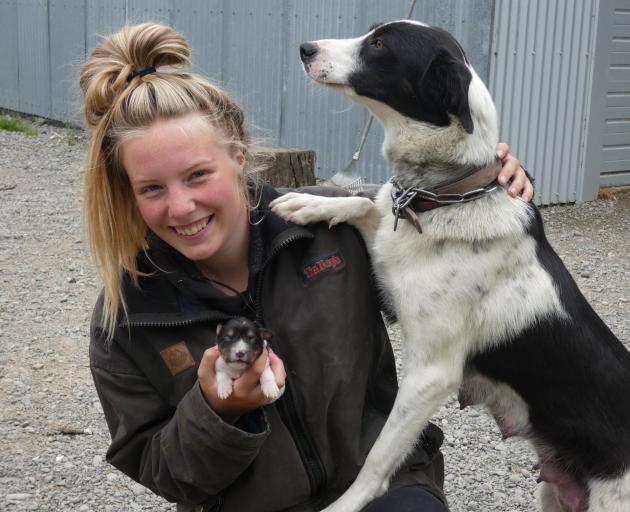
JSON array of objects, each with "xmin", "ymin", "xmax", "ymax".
[{"xmin": 122, "ymin": 112, "xmax": 248, "ymax": 269}]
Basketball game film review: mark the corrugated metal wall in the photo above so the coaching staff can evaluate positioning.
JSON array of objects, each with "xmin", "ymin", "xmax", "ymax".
[
  {"xmin": 489, "ymin": 0, "xmax": 599, "ymax": 205},
  {"xmin": 0, "ymin": 0, "xmax": 493, "ymax": 184}
]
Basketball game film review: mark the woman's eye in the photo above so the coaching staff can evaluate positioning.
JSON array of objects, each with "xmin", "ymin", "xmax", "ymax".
[
  {"xmin": 189, "ymin": 170, "xmax": 209, "ymax": 182},
  {"xmin": 140, "ymin": 184, "xmax": 162, "ymax": 195}
]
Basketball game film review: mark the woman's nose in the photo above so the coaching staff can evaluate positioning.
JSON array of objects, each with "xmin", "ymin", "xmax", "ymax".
[{"xmin": 168, "ymin": 188, "xmax": 195, "ymax": 218}]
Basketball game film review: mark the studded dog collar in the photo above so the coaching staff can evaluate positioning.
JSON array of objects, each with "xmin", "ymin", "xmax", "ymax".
[{"xmin": 390, "ymin": 158, "xmax": 503, "ymax": 233}]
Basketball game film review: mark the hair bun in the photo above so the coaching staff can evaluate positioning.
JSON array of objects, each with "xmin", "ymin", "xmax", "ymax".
[{"xmin": 80, "ymin": 22, "xmax": 191, "ymax": 127}]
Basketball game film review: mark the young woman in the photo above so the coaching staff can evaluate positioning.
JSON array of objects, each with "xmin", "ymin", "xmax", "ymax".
[{"xmin": 82, "ymin": 23, "xmax": 533, "ymax": 512}]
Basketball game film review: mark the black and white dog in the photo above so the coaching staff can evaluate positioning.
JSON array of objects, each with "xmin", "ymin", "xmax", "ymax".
[
  {"xmin": 215, "ymin": 317, "xmax": 280, "ymax": 401},
  {"xmin": 270, "ymin": 20, "xmax": 630, "ymax": 512}
]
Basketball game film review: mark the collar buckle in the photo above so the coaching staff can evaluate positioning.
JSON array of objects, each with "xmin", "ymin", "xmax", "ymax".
[
  {"xmin": 389, "ymin": 159, "xmax": 502, "ymax": 235},
  {"xmin": 391, "ymin": 187, "xmax": 419, "ymax": 231}
]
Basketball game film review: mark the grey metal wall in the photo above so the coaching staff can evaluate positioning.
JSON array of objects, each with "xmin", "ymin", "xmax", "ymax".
[
  {"xmin": 0, "ymin": 0, "xmax": 493, "ymax": 184},
  {"xmin": 489, "ymin": 0, "xmax": 599, "ymax": 205}
]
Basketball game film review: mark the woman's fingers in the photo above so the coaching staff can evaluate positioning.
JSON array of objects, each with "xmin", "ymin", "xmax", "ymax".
[
  {"xmin": 199, "ymin": 344, "xmax": 286, "ymax": 419},
  {"xmin": 496, "ymin": 143, "xmax": 533, "ymax": 202},
  {"xmin": 521, "ymin": 173, "xmax": 535, "ymax": 202},
  {"xmin": 496, "ymin": 142, "xmax": 509, "ymax": 160}
]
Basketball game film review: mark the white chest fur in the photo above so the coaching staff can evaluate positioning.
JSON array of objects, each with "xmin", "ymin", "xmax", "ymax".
[{"xmin": 372, "ymin": 183, "xmax": 567, "ymax": 359}]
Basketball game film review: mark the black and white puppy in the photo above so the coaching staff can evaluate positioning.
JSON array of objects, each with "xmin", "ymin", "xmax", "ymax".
[
  {"xmin": 271, "ymin": 20, "xmax": 630, "ymax": 512},
  {"xmin": 215, "ymin": 317, "xmax": 281, "ymax": 401}
]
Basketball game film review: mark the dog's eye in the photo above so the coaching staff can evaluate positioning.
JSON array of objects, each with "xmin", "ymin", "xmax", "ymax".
[{"xmin": 372, "ymin": 39, "xmax": 384, "ymax": 49}]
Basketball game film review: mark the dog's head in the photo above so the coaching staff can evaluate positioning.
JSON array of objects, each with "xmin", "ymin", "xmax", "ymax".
[
  {"xmin": 216, "ymin": 317, "xmax": 272, "ymax": 367},
  {"xmin": 300, "ymin": 21, "xmax": 497, "ymax": 168}
]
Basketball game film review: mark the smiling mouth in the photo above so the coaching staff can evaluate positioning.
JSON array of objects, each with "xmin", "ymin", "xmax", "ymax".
[{"xmin": 171, "ymin": 215, "xmax": 212, "ymax": 236}]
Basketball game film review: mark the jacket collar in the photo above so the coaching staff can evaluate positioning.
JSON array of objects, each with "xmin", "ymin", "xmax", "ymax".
[
  {"xmin": 122, "ymin": 184, "xmax": 313, "ymax": 324},
  {"xmin": 253, "ymin": 184, "xmax": 314, "ymax": 259}
]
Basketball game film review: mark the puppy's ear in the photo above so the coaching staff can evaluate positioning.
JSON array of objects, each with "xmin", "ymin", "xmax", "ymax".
[
  {"xmin": 216, "ymin": 324, "xmax": 222, "ymax": 336},
  {"xmin": 418, "ymin": 54, "xmax": 474, "ymax": 134},
  {"xmin": 259, "ymin": 328, "xmax": 274, "ymax": 341}
]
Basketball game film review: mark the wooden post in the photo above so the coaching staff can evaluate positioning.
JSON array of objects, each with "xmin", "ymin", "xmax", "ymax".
[{"xmin": 250, "ymin": 147, "xmax": 316, "ymax": 188}]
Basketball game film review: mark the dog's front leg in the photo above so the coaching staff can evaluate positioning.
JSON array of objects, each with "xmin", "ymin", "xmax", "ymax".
[
  {"xmin": 321, "ymin": 356, "xmax": 464, "ymax": 512},
  {"xmin": 269, "ymin": 193, "xmax": 380, "ymax": 247}
]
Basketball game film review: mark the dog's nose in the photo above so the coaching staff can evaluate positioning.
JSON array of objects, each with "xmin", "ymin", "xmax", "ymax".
[
  {"xmin": 300, "ymin": 42, "xmax": 319, "ymax": 63},
  {"xmin": 236, "ymin": 350, "xmax": 245, "ymax": 359}
]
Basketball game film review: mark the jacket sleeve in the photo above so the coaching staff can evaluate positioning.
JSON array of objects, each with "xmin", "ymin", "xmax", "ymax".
[{"xmin": 89, "ymin": 328, "xmax": 270, "ymax": 505}]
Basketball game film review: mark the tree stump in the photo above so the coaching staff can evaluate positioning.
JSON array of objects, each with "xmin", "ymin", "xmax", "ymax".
[{"xmin": 251, "ymin": 147, "xmax": 316, "ymax": 188}]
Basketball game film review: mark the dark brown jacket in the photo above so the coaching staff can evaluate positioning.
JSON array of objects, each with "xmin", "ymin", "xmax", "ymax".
[{"xmin": 89, "ymin": 186, "xmax": 445, "ymax": 512}]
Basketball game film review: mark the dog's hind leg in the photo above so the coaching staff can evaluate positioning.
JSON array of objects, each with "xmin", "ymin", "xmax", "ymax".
[{"xmin": 321, "ymin": 353, "xmax": 464, "ymax": 512}]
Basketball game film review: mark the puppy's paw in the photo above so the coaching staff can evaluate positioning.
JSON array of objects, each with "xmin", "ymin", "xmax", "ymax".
[
  {"xmin": 270, "ymin": 193, "xmax": 337, "ymax": 226},
  {"xmin": 216, "ymin": 380, "xmax": 233, "ymax": 400},
  {"xmin": 261, "ymin": 379, "xmax": 281, "ymax": 400}
]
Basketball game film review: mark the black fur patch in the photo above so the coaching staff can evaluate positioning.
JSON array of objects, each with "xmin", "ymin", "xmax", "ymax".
[
  {"xmin": 348, "ymin": 22, "xmax": 474, "ymax": 132},
  {"xmin": 216, "ymin": 317, "xmax": 266, "ymax": 363},
  {"xmin": 471, "ymin": 205, "xmax": 630, "ymax": 478}
]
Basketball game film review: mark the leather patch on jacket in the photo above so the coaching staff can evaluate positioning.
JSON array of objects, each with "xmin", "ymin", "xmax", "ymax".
[
  {"xmin": 160, "ymin": 341, "xmax": 195, "ymax": 376},
  {"xmin": 302, "ymin": 251, "xmax": 345, "ymax": 285}
]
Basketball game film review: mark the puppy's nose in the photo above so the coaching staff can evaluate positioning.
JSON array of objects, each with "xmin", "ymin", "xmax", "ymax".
[
  {"xmin": 300, "ymin": 42, "xmax": 319, "ymax": 63},
  {"xmin": 236, "ymin": 350, "xmax": 246, "ymax": 359}
]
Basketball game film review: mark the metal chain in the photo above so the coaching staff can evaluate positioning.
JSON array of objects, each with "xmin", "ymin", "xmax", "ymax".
[{"xmin": 390, "ymin": 181, "xmax": 499, "ymax": 231}]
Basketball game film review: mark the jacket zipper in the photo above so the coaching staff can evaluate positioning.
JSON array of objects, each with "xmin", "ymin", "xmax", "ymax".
[
  {"xmin": 125, "ymin": 229, "xmax": 328, "ymax": 501},
  {"xmin": 122, "ymin": 313, "xmax": 231, "ymax": 329},
  {"xmin": 254, "ymin": 231, "xmax": 328, "ymax": 498}
]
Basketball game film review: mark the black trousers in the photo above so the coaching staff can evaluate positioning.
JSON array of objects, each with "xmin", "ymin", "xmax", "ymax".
[{"xmin": 361, "ymin": 486, "xmax": 448, "ymax": 512}]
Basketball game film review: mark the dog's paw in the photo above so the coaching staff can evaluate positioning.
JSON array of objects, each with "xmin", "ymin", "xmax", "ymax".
[
  {"xmin": 319, "ymin": 497, "xmax": 364, "ymax": 512},
  {"xmin": 216, "ymin": 380, "xmax": 233, "ymax": 400},
  {"xmin": 319, "ymin": 478, "xmax": 383, "ymax": 512},
  {"xmin": 270, "ymin": 193, "xmax": 338, "ymax": 226},
  {"xmin": 261, "ymin": 380, "xmax": 281, "ymax": 400}
]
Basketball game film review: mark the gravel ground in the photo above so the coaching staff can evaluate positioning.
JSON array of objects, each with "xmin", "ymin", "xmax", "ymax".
[{"xmin": 0, "ymin": 119, "xmax": 628, "ymax": 512}]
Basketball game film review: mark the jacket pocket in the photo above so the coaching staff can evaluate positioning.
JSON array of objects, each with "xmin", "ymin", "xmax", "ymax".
[{"xmin": 218, "ymin": 405, "xmax": 312, "ymax": 512}]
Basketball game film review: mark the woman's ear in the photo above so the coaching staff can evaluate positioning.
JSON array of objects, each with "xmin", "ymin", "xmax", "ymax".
[{"xmin": 233, "ymin": 147, "xmax": 246, "ymax": 169}]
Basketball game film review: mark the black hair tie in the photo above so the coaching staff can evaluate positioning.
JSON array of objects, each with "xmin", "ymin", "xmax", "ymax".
[{"xmin": 126, "ymin": 66, "xmax": 156, "ymax": 82}]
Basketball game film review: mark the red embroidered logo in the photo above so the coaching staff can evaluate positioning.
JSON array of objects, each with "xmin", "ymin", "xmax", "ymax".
[{"xmin": 302, "ymin": 251, "xmax": 345, "ymax": 285}]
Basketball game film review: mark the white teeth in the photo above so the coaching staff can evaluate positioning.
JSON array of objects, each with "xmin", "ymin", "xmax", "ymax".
[{"xmin": 173, "ymin": 217, "xmax": 210, "ymax": 236}]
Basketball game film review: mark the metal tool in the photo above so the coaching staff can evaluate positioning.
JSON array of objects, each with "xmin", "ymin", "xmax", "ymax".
[{"xmin": 328, "ymin": 0, "xmax": 418, "ymax": 192}]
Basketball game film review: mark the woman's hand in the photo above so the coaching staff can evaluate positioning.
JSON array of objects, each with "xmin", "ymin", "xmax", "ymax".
[
  {"xmin": 496, "ymin": 143, "xmax": 534, "ymax": 202},
  {"xmin": 198, "ymin": 346, "xmax": 286, "ymax": 424}
]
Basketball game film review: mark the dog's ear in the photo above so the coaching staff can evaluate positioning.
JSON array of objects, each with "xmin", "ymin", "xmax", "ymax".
[
  {"xmin": 444, "ymin": 59, "xmax": 474, "ymax": 134},
  {"xmin": 418, "ymin": 54, "xmax": 474, "ymax": 134},
  {"xmin": 259, "ymin": 328, "xmax": 274, "ymax": 341}
]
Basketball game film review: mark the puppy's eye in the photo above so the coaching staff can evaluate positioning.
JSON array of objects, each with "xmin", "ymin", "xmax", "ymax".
[{"xmin": 372, "ymin": 39, "xmax": 384, "ymax": 49}]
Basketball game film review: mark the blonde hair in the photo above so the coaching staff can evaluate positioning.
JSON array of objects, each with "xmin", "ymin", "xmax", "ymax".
[{"xmin": 80, "ymin": 22, "xmax": 252, "ymax": 339}]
